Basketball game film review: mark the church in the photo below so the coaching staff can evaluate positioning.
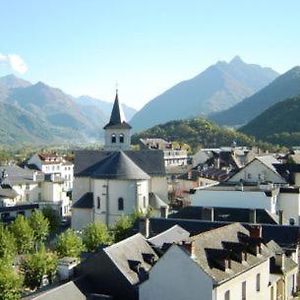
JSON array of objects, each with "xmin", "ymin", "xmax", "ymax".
[{"xmin": 71, "ymin": 91, "xmax": 168, "ymax": 230}]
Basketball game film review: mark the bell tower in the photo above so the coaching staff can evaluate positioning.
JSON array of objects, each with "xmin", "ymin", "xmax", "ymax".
[{"xmin": 103, "ymin": 90, "xmax": 132, "ymax": 151}]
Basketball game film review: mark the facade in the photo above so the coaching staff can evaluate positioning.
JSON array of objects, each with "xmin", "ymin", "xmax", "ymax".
[
  {"xmin": 227, "ymin": 155, "xmax": 287, "ymax": 185},
  {"xmin": 0, "ymin": 165, "xmax": 71, "ymax": 221},
  {"xmin": 72, "ymin": 91, "xmax": 168, "ymax": 230},
  {"xmin": 139, "ymin": 138, "xmax": 188, "ymax": 167},
  {"xmin": 191, "ymin": 184, "xmax": 279, "ymax": 214},
  {"xmin": 27, "ymin": 153, "xmax": 74, "ymax": 191}
]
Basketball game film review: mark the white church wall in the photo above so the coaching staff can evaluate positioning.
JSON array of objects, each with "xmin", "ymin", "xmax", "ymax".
[{"xmin": 71, "ymin": 208, "xmax": 93, "ymax": 231}]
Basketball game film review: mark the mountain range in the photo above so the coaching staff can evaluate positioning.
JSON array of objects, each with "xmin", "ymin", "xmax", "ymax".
[
  {"xmin": 0, "ymin": 75, "xmax": 137, "ymax": 145},
  {"xmin": 210, "ymin": 66, "xmax": 300, "ymax": 127},
  {"xmin": 130, "ymin": 56, "xmax": 279, "ymax": 131}
]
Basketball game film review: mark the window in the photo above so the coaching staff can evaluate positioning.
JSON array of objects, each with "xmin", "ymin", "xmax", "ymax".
[
  {"xmin": 119, "ymin": 133, "xmax": 124, "ymax": 143},
  {"xmin": 26, "ymin": 183, "xmax": 30, "ymax": 190},
  {"xmin": 256, "ymin": 274, "xmax": 260, "ymax": 292},
  {"xmin": 118, "ymin": 197, "xmax": 124, "ymax": 210},
  {"xmin": 289, "ymin": 218, "xmax": 295, "ymax": 226},
  {"xmin": 111, "ymin": 134, "xmax": 116, "ymax": 143},
  {"xmin": 97, "ymin": 196, "xmax": 101, "ymax": 209},
  {"xmin": 26, "ymin": 194, "xmax": 29, "ymax": 202},
  {"xmin": 38, "ymin": 193, "xmax": 42, "ymax": 201},
  {"xmin": 242, "ymin": 281, "xmax": 246, "ymax": 300},
  {"xmin": 38, "ymin": 182, "xmax": 42, "ymax": 188},
  {"xmin": 143, "ymin": 196, "xmax": 146, "ymax": 208},
  {"xmin": 270, "ymin": 286, "xmax": 274, "ymax": 300},
  {"xmin": 224, "ymin": 290, "xmax": 230, "ymax": 300},
  {"xmin": 247, "ymin": 173, "xmax": 252, "ymax": 180}
]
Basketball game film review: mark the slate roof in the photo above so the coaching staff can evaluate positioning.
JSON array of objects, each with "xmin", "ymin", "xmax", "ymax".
[
  {"xmin": 148, "ymin": 225, "xmax": 190, "ymax": 248},
  {"xmin": 77, "ymin": 151, "xmax": 150, "ymax": 180},
  {"xmin": 104, "ymin": 233, "xmax": 158, "ymax": 285},
  {"xmin": 75, "ymin": 150, "xmax": 165, "ymax": 177},
  {"xmin": 189, "ymin": 223, "xmax": 271, "ymax": 283},
  {"xmin": 103, "ymin": 91, "xmax": 131, "ymax": 130},
  {"xmin": 0, "ymin": 187, "xmax": 19, "ymax": 199},
  {"xmin": 0, "ymin": 165, "xmax": 43, "ymax": 185},
  {"xmin": 73, "ymin": 193, "xmax": 94, "ymax": 209},
  {"xmin": 169, "ymin": 206, "xmax": 279, "ymax": 224},
  {"xmin": 146, "ymin": 218, "xmax": 300, "ymax": 251}
]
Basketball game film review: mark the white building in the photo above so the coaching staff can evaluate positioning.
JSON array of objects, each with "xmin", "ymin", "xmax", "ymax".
[
  {"xmin": 27, "ymin": 153, "xmax": 74, "ymax": 191},
  {"xmin": 140, "ymin": 223, "xmax": 298, "ymax": 300},
  {"xmin": 139, "ymin": 138, "xmax": 188, "ymax": 167},
  {"xmin": 72, "ymin": 91, "xmax": 169, "ymax": 230},
  {"xmin": 227, "ymin": 155, "xmax": 287, "ymax": 185},
  {"xmin": 0, "ymin": 165, "xmax": 71, "ymax": 221},
  {"xmin": 191, "ymin": 184, "xmax": 279, "ymax": 214}
]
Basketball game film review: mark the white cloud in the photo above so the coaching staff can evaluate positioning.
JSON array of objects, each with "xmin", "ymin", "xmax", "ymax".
[{"xmin": 0, "ymin": 53, "xmax": 28, "ymax": 74}]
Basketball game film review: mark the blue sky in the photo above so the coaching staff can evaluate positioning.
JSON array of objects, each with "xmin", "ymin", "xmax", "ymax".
[{"xmin": 0, "ymin": 0, "xmax": 299, "ymax": 109}]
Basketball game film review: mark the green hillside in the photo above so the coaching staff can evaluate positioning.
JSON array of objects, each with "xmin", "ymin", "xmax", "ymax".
[
  {"xmin": 132, "ymin": 117, "xmax": 277, "ymax": 152},
  {"xmin": 240, "ymin": 95, "xmax": 300, "ymax": 146}
]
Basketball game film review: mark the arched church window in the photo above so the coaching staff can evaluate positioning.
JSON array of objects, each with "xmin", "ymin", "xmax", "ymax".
[
  {"xmin": 119, "ymin": 133, "xmax": 124, "ymax": 143},
  {"xmin": 111, "ymin": 133, "xmax": 116, "ymax": 143},
  {"xmin": 97, "ymin": 196, "xmax": 101, "ymax": 209},
  {"xmin": 118, "ymin": 197, "xmax": 124, "ymax": 210}
]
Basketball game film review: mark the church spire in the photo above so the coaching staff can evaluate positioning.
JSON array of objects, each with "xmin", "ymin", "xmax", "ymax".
[{"xmin": 103, "ymin": 89, "xmax": 132, "ymax": 129}]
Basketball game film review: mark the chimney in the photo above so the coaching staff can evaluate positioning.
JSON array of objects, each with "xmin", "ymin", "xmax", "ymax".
[
  {"xmin": 275, "ymin": 253, "xmax": 285, "ymax": 271},
  {"xmin": 249, "ymin": 209, "xmax": 257, "ymax": 223},
  {"xmin": 279, "ymin": 210, "xmax": 284, "ymax": 225},
  {"xmin": 139, "ymin": 218, "xmax": 150, "ymax": 238},
  {"xmin": 160, "ymin": 206, "xmax": 168, "ymax": 219},
  {"xmin": 182, "ymin": 241, "xmax": 195, "ymax": 258},
  {"xmin": 249, "ymin": 225, "xmax": 262, "ymax": 239}
]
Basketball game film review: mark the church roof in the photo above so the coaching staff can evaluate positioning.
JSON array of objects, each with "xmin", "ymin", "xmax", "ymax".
[
  {"xmin": 72, "ymin": 192, "xmax": 94, "ymax": 209},
  {"xmin": 75, "ymin": 150, "xmax": 165, "ymax": 177},
  {"xmin": 77, "ymin": 151, "xmax": 150, "ymax": 180},
  {"xmin": 103, "ymin": 90, "xmax": 132, "ymax": 130}
]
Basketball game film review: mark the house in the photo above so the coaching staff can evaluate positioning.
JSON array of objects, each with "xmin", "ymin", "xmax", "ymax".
[
  {"xmin": 77, "ymin": 233, "xmax": 158, "ymax": 300},
  {"xmin": 139, "ymin": 138, "xmax": 189, "ymax": 168},
  {"xmin": 72, "ymin": 91, "xmax": 168, "ymax": 230},
  {"xmin": 191, "ymin": 183, "xmax": 279, "ymax": 214},
  {"xmin": 27, "ymin": 153, "xmax": 74, "ymax": 192},
  {"xmin": 227, "ymin": 155, "xmax": 287, "ymax": 185},
  {"xmin": 140, "ymin": 223, "xmax": 298, "ymax": 300},
  {"xmin": 0, "ymin": 165, "xmax": 71, "ymax": 221}
]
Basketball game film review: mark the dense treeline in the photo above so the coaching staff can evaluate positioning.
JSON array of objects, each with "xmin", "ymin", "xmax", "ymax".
[{"xmin": 132, "ymin": 117, "xmax": 281, "ymax": 153}]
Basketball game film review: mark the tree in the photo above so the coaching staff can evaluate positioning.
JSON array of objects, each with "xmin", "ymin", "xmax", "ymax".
[
  {"xmin": 42, "ymin": 206, "xmax": 60, "ymax": 233},
  {"xmin": 0, "ymin": 224, "xmax": 16, "ymax": 261},
  {"xmin": 111, "ymin": 215, "xmax": 134, "ymax": 243},
  {"xmin": 20, "ymin": 245, "xmax": 58, "ymax": 290},
  {"xmin": 9, "ymin": 215, "xmax": 34, "ymax": 254},
  {"xmin": 82, "ymin": 222, "xmax": 112, "ymax": 252},
  {"xmin": 29, "ymin": 210, "xmax": 49, "ymax": 248},
  {"xmin": 56, "ymin": 229, "xmax": 84, "ymax": 258},
  {"xmin": 0, "ymin": 260, "xmax": 23, "ymax": 300}
]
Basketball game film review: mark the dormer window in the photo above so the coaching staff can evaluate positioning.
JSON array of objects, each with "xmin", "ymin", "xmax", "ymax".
[
  {"xmin": 111, "ymin": 134, "xmax": 116, "ymax": 143},
  {"xmin": 119, "ymin": 133, "xmax": 124, "ymax": 143}
]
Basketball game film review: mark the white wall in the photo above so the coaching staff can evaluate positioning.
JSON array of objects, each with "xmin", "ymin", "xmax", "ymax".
[
  {"xmin": 228, "ymin": 159, "xmax": 286, "ymax": 184},
  {"xmin": 192, "ymin": 189, "xmax": 276, "ymax": 213},
  {"xmin": 140, "ymin": 245, "xmax": 214, "ymax": 300},
  {"xmin": 104, "ymin": 128, "xmax": 131, "ymax": 151},
  {"xmin": 71, "ymin": 209, "xmax": 93, "ymax": 231},
  {"xmin": 278, "ymin": 192, "xmax": 300, "ymax": 225},
  {"xmin": 215, "ymin": 260, "xmax": 270, "ymax": 300}
]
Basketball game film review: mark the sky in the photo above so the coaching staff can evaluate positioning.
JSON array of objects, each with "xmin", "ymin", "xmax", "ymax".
[{"xmin": 0, "ymin": 0, "xmax": 300, "ymax": 109}]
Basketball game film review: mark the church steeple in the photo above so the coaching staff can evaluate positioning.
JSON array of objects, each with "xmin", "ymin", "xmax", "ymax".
[
  {"xmin": 104, "ymin": 89, "xmax": 131, "ymax": 130},
  {"xmin": 103, "ymin": 90, "xmax": 132, "ymax": 151}
]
